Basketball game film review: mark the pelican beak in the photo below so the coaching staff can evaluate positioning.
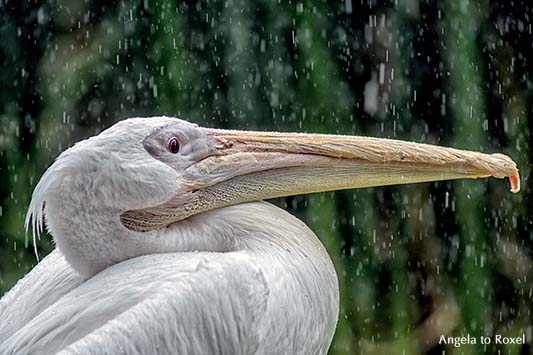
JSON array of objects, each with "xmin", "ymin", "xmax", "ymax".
[{"xmin": 121, "ymin": 129, "xmax": 520, "ymax": 231}]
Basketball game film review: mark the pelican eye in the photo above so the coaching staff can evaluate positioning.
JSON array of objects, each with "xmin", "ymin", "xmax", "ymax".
[{"xmin": 167, "ymin": 137, "xmax": 180, "ymax": 154}]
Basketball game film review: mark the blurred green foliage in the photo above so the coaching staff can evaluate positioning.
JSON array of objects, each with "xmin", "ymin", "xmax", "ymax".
[{"xmin": 0, "ymin": 0, "xmax": 532, "ymax": 354}]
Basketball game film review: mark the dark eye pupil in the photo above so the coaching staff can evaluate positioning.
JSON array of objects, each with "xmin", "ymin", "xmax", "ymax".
[{"xmin": 167, "ymin": 137, "xmax": 180, "ymax": 154}]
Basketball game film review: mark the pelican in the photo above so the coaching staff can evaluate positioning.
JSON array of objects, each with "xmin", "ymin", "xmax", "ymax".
[{"xmin": 0, "ymin": 116, "xmax": 519, "ymax": 354}]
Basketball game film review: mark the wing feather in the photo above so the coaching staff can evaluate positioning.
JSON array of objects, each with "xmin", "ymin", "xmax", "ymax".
[
  {"xmin": 0, "ymin": 250, "xmax": 82, "ymax": 341},
  {"xmin": 0, "ymin": 252, "xmax": 268, "ymax": 355}
]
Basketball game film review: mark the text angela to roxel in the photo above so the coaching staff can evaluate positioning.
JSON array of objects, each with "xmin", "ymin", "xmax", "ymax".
[{"xmin": 439, "ymin": 334, "xmax": 526, "ymax": 348}]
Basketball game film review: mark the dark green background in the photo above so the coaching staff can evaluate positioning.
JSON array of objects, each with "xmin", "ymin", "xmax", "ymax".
[{"xmin": 1, "ymin": 0, "xmax": 531, "ymax": 354}]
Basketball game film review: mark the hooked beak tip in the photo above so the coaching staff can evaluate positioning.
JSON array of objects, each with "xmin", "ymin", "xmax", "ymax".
[{"xmin": 509, "ymin": 173, "xmax": 520, "ymax": 193}]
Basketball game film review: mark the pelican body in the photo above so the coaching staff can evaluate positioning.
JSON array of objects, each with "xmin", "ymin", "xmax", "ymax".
[{"xmin": 0, "ymin": 117, "xmax": 519, "ymax": 354}]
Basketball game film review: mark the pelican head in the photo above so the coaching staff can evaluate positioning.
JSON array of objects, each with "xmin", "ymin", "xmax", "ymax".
[{"xmin": 27, "ymin": 116, "xmax": 519, "ymax": 276}]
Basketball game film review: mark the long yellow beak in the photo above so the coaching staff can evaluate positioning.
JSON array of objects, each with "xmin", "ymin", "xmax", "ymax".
[{"xmin": 121, "ymin": 129, "xmax": 519, "ymax": 231}]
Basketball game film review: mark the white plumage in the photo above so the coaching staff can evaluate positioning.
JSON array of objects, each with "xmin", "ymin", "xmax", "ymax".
[
  {"xmin": 1, "ymin": 203, "xmax": 337, "ymax": 354},
  {"xmin": 0, "ymin": 116, "xmax": 518, "ymax": 354}
]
